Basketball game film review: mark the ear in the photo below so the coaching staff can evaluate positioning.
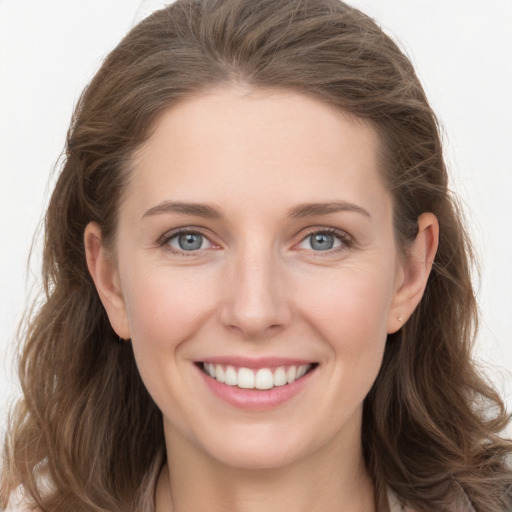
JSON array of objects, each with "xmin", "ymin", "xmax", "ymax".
[
  {"xmin": 84, "ymin": 222, "xmax": 131, "ymax": 339},
  {"xmin": 387, "ymin": 212, "xmax": 439, "ymax": 334}
]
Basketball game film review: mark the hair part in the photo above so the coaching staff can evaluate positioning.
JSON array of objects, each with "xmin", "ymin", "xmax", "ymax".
[{"xmin": 2, "ymin": 1, "xmax": 511, "ymax": 511}]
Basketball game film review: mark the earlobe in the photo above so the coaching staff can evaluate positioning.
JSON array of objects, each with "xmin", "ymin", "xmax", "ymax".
[
  {"xmin": 84, "ymin": 222, "xmax": 131, "ymax": 339},
  {"xmin": 387, "ymin": 212, "xmax": 439, "ymax": 334}
]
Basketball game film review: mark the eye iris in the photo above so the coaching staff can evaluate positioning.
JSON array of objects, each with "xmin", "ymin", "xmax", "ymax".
[
  {"xmin": 178, "ymin": 233, "xmax": 203, "ymax": 250},
  {"xmin": 310, "ymin": 233, "xmax": 334, "ymax": 251}
]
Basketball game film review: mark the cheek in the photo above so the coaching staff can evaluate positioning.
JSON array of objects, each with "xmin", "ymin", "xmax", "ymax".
[
  {"xmin": 301, "ymin": 266, "xmax": 393, "ymax": 334},
  {"xmin": 122, "ymin": 267, "xmax": 217, "ymax": 358},
  {"xmin": 295, "ymin": 263, "xmax": 394, "ymax": 373},
  {"xmin": 119, "ymin": 267, "xmax": 220, "ymax": 436}
]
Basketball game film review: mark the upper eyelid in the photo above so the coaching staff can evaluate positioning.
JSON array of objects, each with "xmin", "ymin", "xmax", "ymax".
[
  {"xmin": 158, "ymin": 226, "xmax": 215, "ymax": 245},
  {"xmin": 301, "ymin": 226, "xmax": 348, "ymax": 235},
  {"xmin": 294, "ymin": 227, "xmax": 354, "ymax": 253},
  {"xmin": 158, "ymin": 229, "xmax": 219, "ymax": 257},
  {"xmin": 297, "ymin": 226, "xmax": 352, "ymax": 242},
  {"xmin": 157, "ymin": 225, "xmax": 353, "ymax": 249}
]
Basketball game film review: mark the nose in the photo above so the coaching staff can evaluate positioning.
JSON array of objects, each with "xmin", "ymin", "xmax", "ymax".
[{"xmin": 219, "ymin": 243, "xmax": 292, "ymax": 339}]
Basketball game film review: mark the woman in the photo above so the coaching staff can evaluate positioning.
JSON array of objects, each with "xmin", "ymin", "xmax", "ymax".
[{"xmin": 1, "ymin": 0, "xmax": 511, "ymax": 511}]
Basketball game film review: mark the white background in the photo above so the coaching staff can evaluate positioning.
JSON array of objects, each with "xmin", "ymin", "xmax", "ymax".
[{"xmin": 1, "ymin": 0, "xmax": 511, "ymax": 436}]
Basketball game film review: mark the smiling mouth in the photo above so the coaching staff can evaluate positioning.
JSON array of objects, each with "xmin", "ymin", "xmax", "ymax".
[{"xmin": 198, "ymin": 362, "xmax": 318, "ymax": 390}]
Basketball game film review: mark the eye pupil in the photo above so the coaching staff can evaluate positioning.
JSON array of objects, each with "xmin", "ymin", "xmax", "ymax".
[
  {"xmin": 178, "ymin": 233, "xmax": 203, "ymax": 250},
  {"xmin": 310, "ymin": 233, "xmax": 334, "ymax": 251}
]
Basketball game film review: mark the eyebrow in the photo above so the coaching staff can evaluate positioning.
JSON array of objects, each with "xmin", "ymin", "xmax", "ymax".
[
  {"xmin": 141, "ymin": 201, "xmax": 224, "ymax": 220},
  {"xmin": 287, "ymin": 201, "xmax": 371, "ymax": 219},
  {"xmin": 141, "ymin": 200, "xmax": 371, "ymax": 221}
]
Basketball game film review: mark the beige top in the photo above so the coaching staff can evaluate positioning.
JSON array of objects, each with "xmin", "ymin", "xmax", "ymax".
[{"xmin": 5, "ymin": 487, "xmax": 475, "ymax": 512}]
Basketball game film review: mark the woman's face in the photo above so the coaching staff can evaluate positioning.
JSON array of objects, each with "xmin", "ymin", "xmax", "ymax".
[{"xmin": 88, "ymin": 85, "xmax": 433, "ymax": 470}]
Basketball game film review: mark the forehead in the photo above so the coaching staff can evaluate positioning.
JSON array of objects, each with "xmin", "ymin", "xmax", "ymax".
[{"xmin": 127, "ymin": 86, "xmax": 391, "ymax": 221}]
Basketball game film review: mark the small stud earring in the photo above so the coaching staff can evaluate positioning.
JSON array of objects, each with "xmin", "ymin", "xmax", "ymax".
[{"xmin": 398, "ymin": 316, "xmax": 404, "ymax": 324}]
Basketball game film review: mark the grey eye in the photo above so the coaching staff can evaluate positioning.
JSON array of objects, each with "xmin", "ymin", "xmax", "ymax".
[
  {"xmin": 298, "ymin": 231, "xmax": 344, "ymax": 251},
  {"xmin": 170, "ymin": 232, "xmax": 206, "ymax": 251},
  {"xmin": 309, "ymin": 233, "xmax": 335, "ymax": 251}
]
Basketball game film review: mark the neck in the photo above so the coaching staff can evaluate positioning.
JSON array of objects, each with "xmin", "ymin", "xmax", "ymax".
[{"xmin": 155, "ymin": 424, "xmax": 375, "ymax": 512}]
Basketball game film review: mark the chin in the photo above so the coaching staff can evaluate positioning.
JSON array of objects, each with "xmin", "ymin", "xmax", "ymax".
[
  {"xmin": 205, "ymin": 439, "xmax": 310, "ymax": 471},
  {"xmin": 187, "ymin": 418, "xmax": 338, "ymax": 472}
]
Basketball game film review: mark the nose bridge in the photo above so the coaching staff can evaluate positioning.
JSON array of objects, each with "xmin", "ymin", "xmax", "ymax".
[{"xmin": 220, "ymin": 236, "xmax": 290, "ymax": 337}]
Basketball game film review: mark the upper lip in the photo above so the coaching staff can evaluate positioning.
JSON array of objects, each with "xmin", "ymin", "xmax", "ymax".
[{"xmin": 197, "ymin": 356, "xmax": 317, "ymax": 369}]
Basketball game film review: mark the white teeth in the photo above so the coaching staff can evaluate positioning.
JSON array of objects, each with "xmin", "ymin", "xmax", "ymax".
[
  {"xmin": 224, "ymin": 365, "xmax": 238, "ymax": 386},
  {"xmin": 255, "ymin": 368, "xmax": 274, "ymax": 390},
  {"xmin": 286, "ymin": 366, "xmax": 297, "ymax": 384},
  {"xmin": 238, "ymin": 368, "xmax": 255, "ymax": 389},
  {"xmin": 297, "ymin": 365, "xmax": 308, "ymax": 379},
  {"xmin": 203, "ymin": 362, "xmax": 313, "ymax": 389},
  {"xmin": 215, "ymin": 364, "xmax": 225, "ymax": 383},
  {"xmin": 273, "ymin": 366, "xmax": 287, "ymax": 387}
]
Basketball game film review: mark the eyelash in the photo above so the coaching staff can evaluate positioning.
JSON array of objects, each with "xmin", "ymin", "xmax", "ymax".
[
  {"xmin": 298, "ymin": 227, "xmax": 353, "ymax": 253},
  {"xmin": 158, "ymin": 227, "xmax": 353, "ymax": 256},
  {"xmin": 157, "ymin": 228, "xmax": 215, "ymax": 256}
]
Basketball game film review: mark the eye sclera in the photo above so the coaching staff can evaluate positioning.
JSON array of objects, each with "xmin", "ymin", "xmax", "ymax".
[
  {"xmin": 158, "ymin": 227, "xmax": 220, "ymax": 255},
  {"xmin": 294, "ymin": 227, "xmax": 353, "ymax": 253},
  {"xmin": 158, "ymin": 225, "xmax": 353, "ymax": 256},
  {"xmin": 170, "ymin": 232, "xmax": 212, "ymax": 251}
]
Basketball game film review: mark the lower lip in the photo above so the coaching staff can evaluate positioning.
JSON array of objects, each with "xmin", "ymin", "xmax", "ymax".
[{"xmin": 197, "ymin": 365, "xmax": 316, "ymax": 411}]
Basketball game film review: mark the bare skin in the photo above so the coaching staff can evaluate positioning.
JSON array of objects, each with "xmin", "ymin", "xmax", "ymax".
[
  {"xmin": 85, "ymin": 85, "xmax": 438, "ymax": 512},
  {"xmin": 154, "ymin": 406, "xmax": 376, "ymax": 512}
]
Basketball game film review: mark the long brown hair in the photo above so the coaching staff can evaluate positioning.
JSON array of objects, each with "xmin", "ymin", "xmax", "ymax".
[{"xmin": 2, "ymin": 1, "xmax": 511, "ymax": 511}]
